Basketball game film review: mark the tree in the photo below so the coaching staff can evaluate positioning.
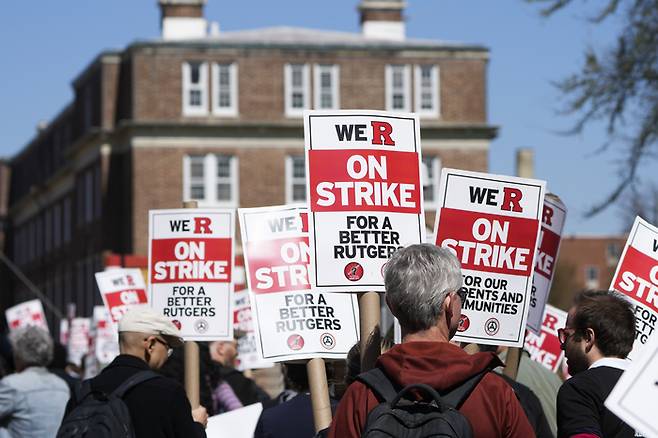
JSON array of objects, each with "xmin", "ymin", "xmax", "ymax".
[{"xmin": 529, "ymin": 0, "xmax": 658, "ymax": 216}]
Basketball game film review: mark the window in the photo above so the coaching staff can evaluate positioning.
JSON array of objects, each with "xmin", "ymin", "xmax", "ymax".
[
  {"xmin": 183, "ymin": 154, "xmax": 239, "ymax": 207},
  {"xmin": 286, "ymin": 155, "xmax": 307, "ymax": 203},
  {"xmin": 414, "ymin": 65, "xmax": 439, "ymax": 117},
  {"xmin": 314, "ymin": 65, "xmax": 339, "ymax": 110},
  {"xmin": 182, "ymin": 61, "xmax": 208, "ymax": 116},
  {"xmin": 422, "ymin": 156, "xmax": 441, "ymax": 209},
  {"xmin": 285, "ymin": 64, "xmax": 310, "ymax": 117},
  {"xmin": 212, "ymin": 63, "xmax": 238, "ymax": 116},
  {"xmin": 386, "ymin": 65, "xmax": 411, "ymax": 112},
  {"xmin": 584, "ymin": 265, "xmax": 600, "ymax": 289}
]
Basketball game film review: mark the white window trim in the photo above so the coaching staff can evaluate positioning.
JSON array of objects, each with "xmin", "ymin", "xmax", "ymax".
[
  {"xmin": 285, "ymin": 155, "xmax": 307, "ymax": 204},
  {"xmin": 284, "ymin": 63, "xmax": 310, "ymax": 118},
  {"xmin": 414, "ymin": 65, "xmax": 440, "ymax": 118},
  {"xmin": 183, "ymin": 154, "xmax": 239, "ymax": 208},
  {"xmin": 313, "ymin": 64, "xmax": 340, "ymax": 110},
  {"xmin": 385, "ymin": 64, "xmax": 411, "ymax": 112},
  {"xmin": 182, "ymin": 61, "xmax": 209, "ymax": 117},
  {"xmin": 422, "ymin": 156, "xmax": 442, "ymax": 210},
  {"xmin": 211, "ymin": 62, "xmax": 238, "ymax": 117}
]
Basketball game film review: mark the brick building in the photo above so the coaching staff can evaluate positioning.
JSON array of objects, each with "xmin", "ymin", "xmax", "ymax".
[
  {"xmin": 548, "ymin": 235, "xmax": 626, "ymax": 310},
  {"xmin": 4, "ymin": 0, "xmax": 496, "ymax": 333}
]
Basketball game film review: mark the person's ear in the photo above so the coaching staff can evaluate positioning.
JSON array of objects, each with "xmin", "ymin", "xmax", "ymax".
[
  {"xmin": 145, "ymin": 335, "xmax": 156, "ymax": 351},
  {"xmin": 584, "ymin": 328, "xmax": 596, "ymax": 351}
]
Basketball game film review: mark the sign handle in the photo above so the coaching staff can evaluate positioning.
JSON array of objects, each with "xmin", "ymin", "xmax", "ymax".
[
  {"xmin": 182, "ymin": 200, "xmax": 201, "ymax": 408},
  {"xmin": 307, "ymin": 358, "xmax": 333, "ymax": 433},
  {"xmin": 359, "ymin": 292, "xmax": 381, "ymax": 372},
  {"xmin": 503, "ymin": 346, "xmax": 522, "ymax": 380}
]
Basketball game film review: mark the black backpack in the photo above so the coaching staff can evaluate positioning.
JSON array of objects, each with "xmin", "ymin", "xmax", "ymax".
[
  {"xmin": 356, "ymin": 368, "xmax": 487, "ymax": 438},
  {"xmin": 57, "ymin": 370, "xmax": 161, "ymax": 438}
]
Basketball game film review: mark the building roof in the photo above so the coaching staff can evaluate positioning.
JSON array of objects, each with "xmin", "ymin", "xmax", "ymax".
[{"xmin": 133, "ymin": 26, "xmax": 488, "ymax": 53}]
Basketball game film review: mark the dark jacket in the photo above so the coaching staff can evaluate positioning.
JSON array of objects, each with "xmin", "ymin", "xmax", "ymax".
[
  {"xmin": 329, "ymin": 342, "xmax": 535, "ymax": 438},
  {"xmin": 557, "ymin": 366, "xmax": 637, "ymax": 438},
  {"xmin": 218, "ymin": 365, "xmax": 270, "ymax": 406},
  {"xmin": 501, "ymin": 374, "xmax": 552, "ymax": 438},
  {"xmin": 64, "ymin": 354, "xmax": 206, "ymax": 438},
  {"xmin": 255, "ymin": 393, "xmax": 338, "ymax": 438}
]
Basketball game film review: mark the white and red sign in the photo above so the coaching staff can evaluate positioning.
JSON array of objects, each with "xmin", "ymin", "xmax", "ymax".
[
  {"xmin": 239, "ymin": 205, "xmax": 359, "ymax": 361},
  {"xmin": 95, "ymin": 268, "xmax": 148, "ymax": 325},
  {"xmin": 304, "ymin": 110, "xmax": 425, "ymax": 292},
  {"xmin": 527, "ymin": 195, "xmax": 567, "ymax": 334},
  {"xmin": 149, "ymin": 209, "xmax": 235, "ymax": 341},
  {"xmin": 434, "ymin": 168, "xmax": 546, "ymax": 347},
  {"xmin": 91, "ymin": 306, "xmax": 119, "ymax": 364},
  {"xmin": 610, "ymin": 216, "xmax": 658, "ymax": 360},
  {"xmin": 605, "ymin": 326, "xmax": 658, "ymax": 438},
  {"xmin": 233, "ymin": 290, "xmax": 272, "ymax": 370},
  {"xmin": 67, "ymin": 317, "xmax": 91, "ymax": 367},
  {"xmin": 524, "ymin": 304, "xmax": 567, "ymax": 373},
  {"xmin": 5, "ymin": 299, "xmax": 48, "ymax": 333}
]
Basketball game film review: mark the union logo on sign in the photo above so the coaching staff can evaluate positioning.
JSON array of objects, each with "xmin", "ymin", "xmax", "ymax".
[
  {"xmin": 287, "ymin": 334, "xmax": 305, "ymax": 351},
  {"xmin": 344, "ymin": 262, "xmax": 364, "ymax": 281},
  {"xmin": 458, "ymin": 314, "xmax": 470, "ymax": 332}
]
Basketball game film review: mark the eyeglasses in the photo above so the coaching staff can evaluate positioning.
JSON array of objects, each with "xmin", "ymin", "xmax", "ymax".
[
  {"xmin": 455, "ymin": 288, "xmax": 468, "ymax": 305},
  {"xmin": 154, "ymin": 337, "xmax": 174, "ymax": 358},
  {"xmin": 557, "ymin": 327, "xmax": 578, "ymax": 347}
]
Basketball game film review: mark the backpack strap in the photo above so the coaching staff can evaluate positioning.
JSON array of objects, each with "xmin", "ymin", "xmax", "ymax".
[
  {"xmin": 355, "ymin": 368, "xmax": 398, "ymax": 404},
  {"xmin": 111, "ymin": 370, "xmax": 161, "ymax": 399},
  {"xmin": 441, "ymin": 370, "xmax": 488, "ymax": 409},
  {"xmin": 73, "ymin": 379, "xmax": 94, "ymax": 405}
]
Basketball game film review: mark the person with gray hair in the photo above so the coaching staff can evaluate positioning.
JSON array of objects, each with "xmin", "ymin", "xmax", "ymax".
[
  {"xmin": 0, "ymin": 325, "xmax": 70, "ymax": 437},
  {"xmin": 329, "ymin": 244, "xmax": 534, "ymax": 437}
]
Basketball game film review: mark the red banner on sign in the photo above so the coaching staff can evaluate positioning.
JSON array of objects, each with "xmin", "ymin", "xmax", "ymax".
[
  {"xmin": 246, "ymin": 237, "xmax": 311, "ymax": 294},
  {"xmin": 435, "ymin": 208, "xmax": 540, "ymax": 276},
  {"xmin": 535, "ymin": 228, "xmax": 560, "ymax": 280},
  {"xmin": 150, "ymin": 238, "xmax": 232, "ymax": 283},
  {"xmin": 308, "ymin": 149, "xmax": 421, "ymax": 214},
  {"xmin": 613, "ymin": 246, "xmax": 658, "ymax": 314}
]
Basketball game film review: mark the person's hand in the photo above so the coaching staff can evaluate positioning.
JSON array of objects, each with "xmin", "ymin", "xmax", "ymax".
[{"xmin": 192, "ymin": 406, "xmax": 208, "ymax": 428}]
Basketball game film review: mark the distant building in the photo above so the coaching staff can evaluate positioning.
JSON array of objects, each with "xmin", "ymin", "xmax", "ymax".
[
  {"xmin": 549, "ymin": 234, "xmax": 626, "ymax": 310},
  {"xmin": 4, "ymin": 0, "xmax": 496, "ymax": 332}
]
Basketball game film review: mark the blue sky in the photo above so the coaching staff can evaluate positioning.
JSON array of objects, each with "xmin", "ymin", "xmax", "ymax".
[{"xmin": 0, "ymin": 0, "xmax": 650, "ymax": 235}]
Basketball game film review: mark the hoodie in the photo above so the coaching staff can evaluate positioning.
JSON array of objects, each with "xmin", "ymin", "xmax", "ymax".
[{"xmin": 329, "ymin": 342, "xmax": 535, "ymax": 438}]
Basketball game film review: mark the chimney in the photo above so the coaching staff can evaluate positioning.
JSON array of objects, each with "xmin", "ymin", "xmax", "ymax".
[
  {"xmin": 515, "ymin": 148, "xmax": 535, "ymax": 178},
  {"xmin": 159, "ymin": 0, "xmax": 207, "ymax": 40},
  {"xmin": 359, "ymin": 0, "xmax": 406, "ymax": 41}
]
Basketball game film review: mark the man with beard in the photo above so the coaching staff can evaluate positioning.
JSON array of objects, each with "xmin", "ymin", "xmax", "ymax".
[{"xmin": 557, "ymin": 290, "xmax": 643, "ymax": 438}]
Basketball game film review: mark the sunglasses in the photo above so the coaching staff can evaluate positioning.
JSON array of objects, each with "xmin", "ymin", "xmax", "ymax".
[
  {"xmin": 455, "ymin": 288, "xmax": 468, "ymax": 305},
  {"xmin": 557, "ymin": 327, "xmax": 578, "ymax": 346}
]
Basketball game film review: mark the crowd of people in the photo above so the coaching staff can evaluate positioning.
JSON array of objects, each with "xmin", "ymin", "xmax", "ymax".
[{"xmin": 0, "ymin": 244, "xmax": 644, "ymax": 437}]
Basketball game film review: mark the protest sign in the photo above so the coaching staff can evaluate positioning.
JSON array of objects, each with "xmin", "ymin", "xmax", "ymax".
[
  {"xmin": 524, "ymin": 304, "xmax": 566, "ymax": 372},
  {"xmin": 239, "ymin": 205, "xmax": 359, "ymax": 361},
  {"xmin": 605, "ymin": 328, "xmax": 658, "ymax": 438},
  {"xmin": 149, "ymin": 209, "xmax": 234, "ymax": 340},
  {"xmin": 67, "ymin": 317, "xmax": 91, "ymax": 366},
  {"xmin": 206, "ymin": 403, "xmax": 263, "ymax": 438},
  {"xmin": 304, "ymin": 110, "xmax": 425, "ymax": 292},
  {"xmin": 95, "ymin": 268, "xmax": 148, "ymax": 325},
  {"xmin": 610, "ymin": 216, "xmax": 658, "ymax": 359},
  {"xmin": 59, "ymin": 319, "xmax": 69, "ymax": 345},
  {"xmin": 526, "ymin": 195, "xmax": 567, "ymax": 334},
  {"xmin": 233, "ymin": 289, "xmax": 271, "ymax": 370},
  {"xmin": 434, "ymin": 168, "xmax": 546, "ymax": 347},
  {"xmin": 5, "ymin": 299, "xmax": 49, "ymax": 333},
  {"xmin": 91, "ymin": 306, "xmax": 119, "ymax": 364}
]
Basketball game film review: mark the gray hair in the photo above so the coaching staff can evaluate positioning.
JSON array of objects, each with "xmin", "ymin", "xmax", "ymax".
[
  {"xmin": 385, "ymin": 244, "xmax": 462, "ymax": 332},
  {"xmin": 9, "ymin": 326, "xmax": 54, "ymax": 367}
]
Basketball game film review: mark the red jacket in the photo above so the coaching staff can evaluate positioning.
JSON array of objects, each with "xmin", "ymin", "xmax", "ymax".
[{"xmin": 329, "ymin": 342, "xmax": 535, "ymax": 438}]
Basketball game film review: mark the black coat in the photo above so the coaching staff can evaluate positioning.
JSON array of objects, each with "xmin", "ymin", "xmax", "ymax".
[{"xmin": 64, "ymin": 354, "xmax": 206, "ymax": 438}]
